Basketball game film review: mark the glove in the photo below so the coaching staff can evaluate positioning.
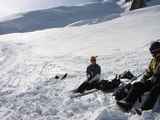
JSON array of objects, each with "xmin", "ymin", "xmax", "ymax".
[
  {"xmin": 150, "ymin": 74, "xmax": 160, "ymax": 85},
  {"xmin": 140, "ymin": 78, "xmax": 146, "ymax": 83},
  {"xmin": 87, "ymin": 73, "xmax": 92, "ymax": 81}
]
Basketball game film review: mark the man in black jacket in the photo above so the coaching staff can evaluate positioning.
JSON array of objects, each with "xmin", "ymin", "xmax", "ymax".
[
  {"xmin": 86, "ymin": 56, "xmax": 101, "ymax": 81},
  {"xmin": 74, "ymin": 56, "xmax": 101, "ymax": 93}
]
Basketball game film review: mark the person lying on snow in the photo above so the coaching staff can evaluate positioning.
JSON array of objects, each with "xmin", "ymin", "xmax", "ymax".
[
  {"xmin": 117, "ymin": 41, "xmax": 160, "ymax": 112},
  {"xmin": 73, "ymin": 56, "xmax": 134, "ymax": 93}
]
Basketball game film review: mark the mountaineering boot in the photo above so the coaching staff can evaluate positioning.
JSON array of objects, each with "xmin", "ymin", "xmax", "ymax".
[
  {"xmin": 134, "ymin": 108, "xmax": 142, "ymax": 115},
  {"xmin": 119, "ymin": 71, "xmax": 135, "ymax": 80},
  {"xmin": 116, "ymin": 82, "xmax": 146, "ymax": 112},
  {"xmin": 117, "ymin": 99, "xmax": 133, "ymax": 112}
]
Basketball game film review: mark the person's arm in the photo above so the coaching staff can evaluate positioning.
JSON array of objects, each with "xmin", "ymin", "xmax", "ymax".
[
  {"xmin": 86, "ymin": 65, "xmax": 93, "ymax": 81},
  {"xmin": 98, "ymin": 64, "xmax": 101, "ymax": 75},
  {"xmin": 141, "ymin": 59, "xmax": 154, "ymax": 81},
  {"xmin": 89, "ymin": 65, "xmax": 101, "ymax": 82},
  {"xmin": 150, "ymin": 62, "xmax": 160, "ymax": 85}
]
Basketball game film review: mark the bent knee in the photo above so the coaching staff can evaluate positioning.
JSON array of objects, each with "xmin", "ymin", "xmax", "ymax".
[{"xmin": 132, "ymin": 82, "xmax": 144, "ymax": 88}]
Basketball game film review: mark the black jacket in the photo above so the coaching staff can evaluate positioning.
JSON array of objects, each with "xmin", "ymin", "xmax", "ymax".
[{"xmin": 86, "ymin": 64, "xmax": 101, "ymax": 81}]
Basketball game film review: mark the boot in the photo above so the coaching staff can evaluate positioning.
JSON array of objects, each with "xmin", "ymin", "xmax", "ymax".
[
  {"xmin": 117, "ymin": 82, "xmax": 145, "ymax": 112},
  {"xmin": 117, "ymin": 99, "xmax": 133, "ymax": 112}
]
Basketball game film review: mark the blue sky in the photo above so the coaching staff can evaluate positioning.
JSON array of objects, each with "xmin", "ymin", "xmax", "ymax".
[{"xmin": 0, "ymin": 0, "xmax": 100, "ymax": 17}]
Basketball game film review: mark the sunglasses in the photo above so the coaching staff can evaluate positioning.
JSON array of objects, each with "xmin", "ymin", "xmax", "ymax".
[
  {"xmin": 151, "ymin": 51, "xmax": 159, "ymax": 56},
  {"xmin": 91, "ymin": 59, "xmax": 96, "ymax": 61}
]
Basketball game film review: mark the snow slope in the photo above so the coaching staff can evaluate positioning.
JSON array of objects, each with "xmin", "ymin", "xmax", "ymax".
[
  {"xmin": 0, "ymin": 0, "xmax": 103, "ymax": 18},
  {"xmin": 0, "ymin": 0, "xmax": 124, "ymax": 35},
  {"xmin": 147, "ymin": 0, "xmax": 160, "ymax": 7},
  {"xmin": 0, "ymin": 4, "xmax": 159, "ymax": 120}
]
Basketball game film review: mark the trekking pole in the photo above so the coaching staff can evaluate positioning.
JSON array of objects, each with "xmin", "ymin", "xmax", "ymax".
[{"xmin": 131, "ymin": 71, "xmax": 146, "ymax": 82}]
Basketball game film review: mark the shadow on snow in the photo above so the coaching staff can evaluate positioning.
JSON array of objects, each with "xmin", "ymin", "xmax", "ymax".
[{"xmin": 0, "ymin": 1, "xmax": 123, "ymax": 35}]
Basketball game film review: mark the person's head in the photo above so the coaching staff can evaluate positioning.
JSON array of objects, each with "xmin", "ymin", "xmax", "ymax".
[
  {"xmin": 150, "ymin": 41, "xmax": 160, "ymax": 58},
  {"xmin": 90, "ymin": 56, "xmax": 97, "ymax": 64}
]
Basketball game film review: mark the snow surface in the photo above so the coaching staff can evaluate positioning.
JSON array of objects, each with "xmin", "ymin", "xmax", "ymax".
[
  {"xmin": 0, "ymin": 0, "xmax": 124, "ymax": 35},
  {"xmin": 0, "ymin": 1, "xmax": 159, "ymax": 120},
  {"xmin": 1, "ymin": 0, "xmax": 160, "ymax": 35},
  {"xmin": 146, "ymin": 0, "xmax": 160, "ymax": 7},
  {"xmin": 0, "ymin": 0, "xmax": 102, "ymax": 18}
]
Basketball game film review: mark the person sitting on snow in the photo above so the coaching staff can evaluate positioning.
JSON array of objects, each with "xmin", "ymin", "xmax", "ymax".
[
  {"xmin": 74, "ymin": 56, "xmax": 123, "ymax": 94},
  {"xmin": 74, "ymin": 56, "xmax": 101, "ymax": 93},
  {"xmin": 117, "ymin": 41, "xmax": 160, "ymax": 112}
]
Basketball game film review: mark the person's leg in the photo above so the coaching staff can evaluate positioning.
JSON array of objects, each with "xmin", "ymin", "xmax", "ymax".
[
  {"xmin": 117, "ymin": 80, "xmax": 153, "ymax": 111},
  {"xmin": 90, "ymin": 80, "xmax": 100, "ymax": 90},
  {"xmin": 75, "ymin": 80, "xmax": 99, "ymax": 93},
  {"xmin": 141, "ymin": 84, "xmax": 160, "ymax": 110},
  {"xmin": 76, "ymin": 81, "xmax": 89, "ymax": 93},
  {"xmin": 98, "ymin": 80, "xmax": 113, "ymax": 91},
  {"xmin": 126, "ymin": 80, "xmax": 153, "ymax": 103}
]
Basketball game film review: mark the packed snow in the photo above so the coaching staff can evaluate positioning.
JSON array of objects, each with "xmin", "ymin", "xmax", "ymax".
[{"xmin": 0, "ymin": 1, "xmax": 160, "ymax": 120}]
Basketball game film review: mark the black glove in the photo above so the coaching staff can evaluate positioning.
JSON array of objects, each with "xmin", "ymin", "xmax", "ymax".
[
  {"xmin": 150, "ymin": 73, "xmax": 160, "ymax": 85},
  {"xmin": 119, "ymin": 71, "xmax": 135, "ymax": 80},
  {"xmin": 87, "ymin": 71, "xmax": 94, "ymax": 81},
  {"xmin": 151, "ymin": 65, "xmax": 160, "ymax": 85},
  {"xmin": 111, "ymin": 77, "xmax": 121, "ymax": 88},
  {"xmin": 87, "ymin": 74, "xmax": 91, "ymax": 81}
]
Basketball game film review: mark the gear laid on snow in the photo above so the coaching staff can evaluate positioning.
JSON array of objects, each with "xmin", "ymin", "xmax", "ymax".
[
  {"xmin": 98, "ymin": 75, "xmax": 121, "ymax": 92},
  {"xmin": 61, "ymin": 73, "xmax": 68, "ymax": 80},
  {"xmin": 54, "ymin": 75, "xmax": 60, "ymax": 79},
  {"xmin": 113, "ymin": 83, "xmax": 132, "ymax": 101},
  {"xmin": 54, "ymin": 73, "xmax": 68, "ymax": 80},
  {"xmin": 119, "ymin": 71, "xmax": 135, "ymax": 80}
]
